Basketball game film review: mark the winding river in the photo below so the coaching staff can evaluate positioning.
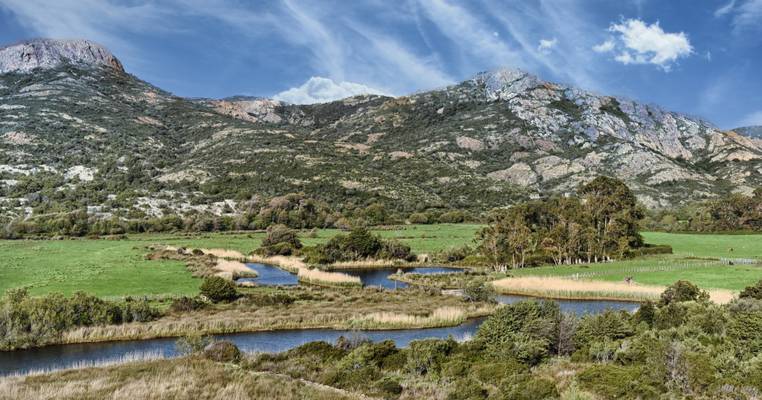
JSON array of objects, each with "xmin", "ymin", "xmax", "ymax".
[{"xmin": 0, "ymin": 294, "xmax": 639, "ymax": 376}]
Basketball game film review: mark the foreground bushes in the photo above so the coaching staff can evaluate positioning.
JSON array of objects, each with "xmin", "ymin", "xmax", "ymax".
[
  {"xmin": 0, "ymin": 289, "xmax": 159, "ymax": 350},
  {"xmin": 245, "ymin": 280, "xmax": 762, "ymax": 399}
]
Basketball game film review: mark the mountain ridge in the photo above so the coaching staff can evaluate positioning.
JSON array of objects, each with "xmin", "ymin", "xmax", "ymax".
[{"xmin": 0, "ymin": 39, "xmax": 760, "ymax": 222}]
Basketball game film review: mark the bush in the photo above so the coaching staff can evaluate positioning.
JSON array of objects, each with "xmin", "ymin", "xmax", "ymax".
[
  {"xmin": 447, "ymin": 378, "xmax": 488, "ymax": 400},
  {"xmin": 660, "ymin": 281, "xmax": 709, "ymax": 305},
  {"xmin": 408, "ymin": 212, "xmax": 430, "ymax": 224},
  {"xmin": 259, "ymin": 224, "xmax": 302, "ymax": 256},
  {"xmin": 169, "ymin": 296, "xmax": 207, "ymax": 313},
  {"xmin": 740, "ymin": 280, "xmax": 762, "ymax": 300},
  {"xmin": 374, "ymin": 376, "xmax": 403, "ymax": 397},
  {"xmin": 203, "ymin": 340, "xmax": 242, "ymax": 363},
  {"xmin": 462, "ymin": 283, "xmax": 496, "ymax": 303},
  {"xmin": 405, "ymin": 338, "xmax": 458, "ymax": 376},
  {"xmin": 476, "ymin": 301, "xmax": 560, "ymax": 365},
  {"xmin": 500, "ymin": 376, "xmax": 559, "ymax": 400},
  {"xmin": 200, "ymin": 276, "xmax": 239, "ymax": 302},
  {"xmin": 439, "ymin": 210, "xmax": 466, "ymax": 223},
  {"xmin": 306, "ymin": 227, "xmax": 415, "ymax": 264},
  {"xmin": 176, "ymin": 333, "xmax": 213, "ymax": 355}
]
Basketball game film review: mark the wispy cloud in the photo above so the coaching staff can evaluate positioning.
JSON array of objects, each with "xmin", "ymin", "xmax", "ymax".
[{"xmin": 537, "ymin": 38, "xmax": 557, "ymax": 54}]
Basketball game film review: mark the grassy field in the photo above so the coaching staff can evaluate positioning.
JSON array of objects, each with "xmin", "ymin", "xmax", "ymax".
[
  {"xmin": 0, "ymin": 224, "xmax": 479, "ymax": 297},
  {"xmin": 0, "ymin": 226, "xmax": 759, "ymax": 298},
  {"xmin": 511, "ymin": 232, "xmax": 762, "ymax": 291}
]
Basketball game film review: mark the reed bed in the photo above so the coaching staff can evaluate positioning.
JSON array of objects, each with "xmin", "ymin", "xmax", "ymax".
[
  {"xmin": 201, "ymin": 248, "xmax": 246, "ymax": 259},
  {"xmin": 214, "ymin": 259, "xmax": 258, "ymax": 279},
  {"xmin": 297, "ymin": 268, "xmax": 362, "ymax": 288},
  {"xmin": 492, "ymin": 276, "xmax": 665, "ymax": 302},
  {"xmin": 349, "ymin": 306, "xmax": 467, "ymax": 329},
  {"xmin": 327, "ymin": 259, "xmax": 401, "ymax": 269},
  {"xmin": 2, "ymin": 350, "xmax": 165, "ymax": 378},
  {"xmin": 491, "ymin": 277, "xmax": 736, "ymax": 304},
  {"xmin": 247, "ymin": 254, "xmax": 306, "ymax": 273}
]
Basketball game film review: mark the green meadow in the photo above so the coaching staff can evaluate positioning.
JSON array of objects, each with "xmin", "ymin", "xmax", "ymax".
[{"xmin": 0, "ymin": 225, "xmax": 759, "ymax": 297}]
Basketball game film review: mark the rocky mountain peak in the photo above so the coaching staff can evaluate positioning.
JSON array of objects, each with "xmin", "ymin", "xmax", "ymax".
[
  {"xmin": 0, "ymin": 38, "xmax": 124, "ymax": 74},
  {"xmin": 472, "ymin": 67, "xmax": 543, "ymax": 100}
]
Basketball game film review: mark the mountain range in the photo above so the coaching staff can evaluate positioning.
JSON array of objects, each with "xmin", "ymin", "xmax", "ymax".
[{"xmin": 0, "ymin": 39, "xmax": 760, "ymax": 221}]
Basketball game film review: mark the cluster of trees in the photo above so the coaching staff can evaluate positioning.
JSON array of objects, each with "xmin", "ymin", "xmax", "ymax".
[
  {"xmin": 304, "ymin": 227, "xmax": 415, "ymax": 264},
  {"xmin": 255, "ymin": 224, "xmax": 303, "ymax": 256},
  {"xmin": 0, "ymin": 191, "xmax": 476, "ymax": 238},
  {"xmin": 478, "ymin": 177, "xmax": 644, "ymax": 270},
  {"xmin": 249, "ymin": 280, "xmax": 762, "ymax": 399},
  {"xmin": 643, "ymin": 189, "xmax": 762, "ymax": 232},
  {"xmin": 0, "ymin": 289, "xmax": 158, "ymax": 350}
]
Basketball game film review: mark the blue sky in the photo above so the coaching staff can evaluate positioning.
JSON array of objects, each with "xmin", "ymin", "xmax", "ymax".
[{"xmin": 0, "ymin": 0, "xmax": 760, "ymax": 129}]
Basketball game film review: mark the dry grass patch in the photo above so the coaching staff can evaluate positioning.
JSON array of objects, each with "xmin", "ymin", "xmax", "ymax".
[
  {"xmin": 214, "ymin": 259, "xmax": 257, "ymax": 280},
  {"xmin": 201, "ymin": 248, "xmax": 245, "ymax": 259},
  {"xmin": 247, "ymin": 254, "xmax": 306, "ymax": 273},
  {"xmin": 348, "ymin": 305, "xmax": 492, "ymax": 329},
  {"xmin": 59, "ymin": 288, "xmax": 494, "ymax": 344},
  {"xmin": 297, "ymin": 268, "xmax": 362, "ymax": 288},
  {"xmin": 491, "ymin": 276, "xmax": 735, "ymax": 304},
  {"xmin": 0, "ymin": 358, "xmax": 365, "ymax": 400}
]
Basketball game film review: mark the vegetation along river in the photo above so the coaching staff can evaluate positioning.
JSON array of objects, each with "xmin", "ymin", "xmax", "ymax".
[{"xmin": 0, "ymin": 295, "xmax": 638, "ymax": 376}]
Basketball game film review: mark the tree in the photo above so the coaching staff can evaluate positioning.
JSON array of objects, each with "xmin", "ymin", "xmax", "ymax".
[
  {"xmin": 579, "ymin": 176, "xmax": 643, "ymax": 260},
  {"xmin": 200, "ymin": 277, "xmax": 239, "ymax": 302}
]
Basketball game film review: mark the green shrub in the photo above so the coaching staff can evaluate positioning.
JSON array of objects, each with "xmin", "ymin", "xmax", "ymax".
[
  {"xmin": 573, "ymin": 310, "xmax": 634, "ymax": 354},
  {"xmin": 578, "ymin": 365, "xmax": 661, "ymax": 399},
  {"xmin": 740, "ymin": 280, "xmax": 762, "ymax": 300},
  {"xmin": 447, "ymin": 378, "xmax": 488, "ymax": 400},
  {"xmin": 476, "ymin": 301, "xmax": 560, "ymax": 365},
  {"xmin": 408, "ymin": 212, "xmax": 430, "ymax": 224},
  {"xmin": 169, "ymin": 296, "xmax": 207, "ymax": 313},
  {"xmin": 500, "ymin": 376, "xmax": 559, "ymax": 400},
  {"xmin": 200, "ymin": 276, "xmax": 239, "ymax": 302},
  {"xmin": 405, "ymin": 338, "xmax": 458, "ymax": 376},
  {"xmin": 203, "ymin": 340, "xmax": 242, "ymax": 363},
  {"xmin": 660, "ymin": 281, "xmax": 709, "ymax": 305},
  {"xmin": 258, "ymin": 224, "xmax": 302, "ymax": 256},
  {"xmin": 374, "ymin": 376, "xmax": 403, "ymax": 397},
  {"xmin": 462, "ymin": 282, "xmax": 496, "ymax": 303},
  {"xmin": 176, "ymin": 333, "xmax": 213, "ymax": 355}
]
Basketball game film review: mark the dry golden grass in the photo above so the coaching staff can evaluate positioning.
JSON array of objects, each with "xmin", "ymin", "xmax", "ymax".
[
  {"xmin": 491, "ymin": 276, "xmax": 665, "ymax": 301},
  {"xmin": 0, "ymin": 358, "xmax": 366, "ymax": 400},
  {"xmin": 201, "ymin": 248, "xmax": 245, "ymax": 260},
  {"xmin": 491, "ymin": 276, "xmax": 735, "ymax": 304},
  {"xmin": 329, "ymin": 259, "xmax": 400, "ymax": 269},
  {"xmin": 247, "ymin": 255, "xmax": 306, "ymax": 273},
  {"xmin": 347, "ymin": 306, "xmax": 492, "ymax": 329},
  {"xmin": 214, "ymin": 259, "xmax": 257, "ymax": 280},
  {"xmin": 59, "ymin": 288, "xmax": 494, "ymax": 345},
  {"xmin": 297, "ymin": 268, "xmax": 362, "ymax": 287}
]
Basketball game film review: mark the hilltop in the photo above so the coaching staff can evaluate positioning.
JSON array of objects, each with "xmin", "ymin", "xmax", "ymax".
[{"xmin": 0, "ymin": 39, "xmax": 760, "ymax": 222}]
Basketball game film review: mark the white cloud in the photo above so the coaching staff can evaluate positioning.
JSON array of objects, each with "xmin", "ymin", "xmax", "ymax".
[
  {"xmin": 714, "ymin": 0, "xmax": 737, "ymax": 17},
  {"xmin": 601, "ymin": 19, "xmax": 692, "ymax": 71},
  {"xmin": 737, "ymin": 110, "xmax": 762, "ymax": 127},
  {"xmin": 592, "ymin": 40, "xmax": 615, "ymax": 53},
  {"xmin": 537, "ymin": 38, "xmax": 557, "ymax": 54},
  {"xmin": 732, "ymin": 0, "xmax": 762, "ymax": 32},
  {"xmin": 273, "ymin": 76, "xmax": 388, "ymax": 104}
]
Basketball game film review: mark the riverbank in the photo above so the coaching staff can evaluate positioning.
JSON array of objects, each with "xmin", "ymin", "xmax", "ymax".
[
  {"xmin": 0, "ymin": 357, "xmax": 366, "ymax": 400},
  {"xmin": 8, "ymin": 287, "xmax": 494, "ymax": 349}
]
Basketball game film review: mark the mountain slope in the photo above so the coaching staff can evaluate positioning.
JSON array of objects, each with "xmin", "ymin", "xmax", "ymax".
[{"xmin": 0, "ymin": 39, "xmax": 760, "ymax": 221}]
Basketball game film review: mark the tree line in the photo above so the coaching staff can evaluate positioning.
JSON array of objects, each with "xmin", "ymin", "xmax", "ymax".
[{"xmin": 478, "ymin": 177, "xmax": 644, "ymax": 270}]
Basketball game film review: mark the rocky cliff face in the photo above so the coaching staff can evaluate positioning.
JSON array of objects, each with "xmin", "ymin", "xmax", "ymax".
[
  {"xmin": 0, "ymin": 41, "xmax": 760, "ymax": 221},
  {"xmin": 0, "ymin": 39, "xmax": 124, "ymax": 74}
]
